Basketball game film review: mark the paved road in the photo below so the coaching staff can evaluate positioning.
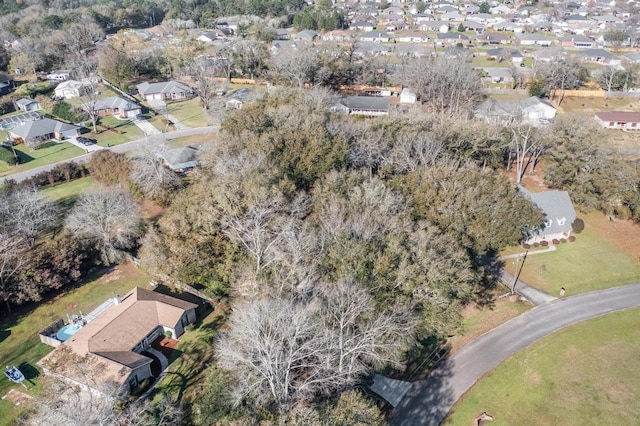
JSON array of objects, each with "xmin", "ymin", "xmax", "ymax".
[
  {"xmin": 390, "ymin": 284, "xmax": 640, "ymax": 426},
  {"xmin": 1, "ymin": 126, "xmax": 219, "ymax": 184}
]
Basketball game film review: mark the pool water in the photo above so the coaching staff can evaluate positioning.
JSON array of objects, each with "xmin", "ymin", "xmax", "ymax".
[{"xmin": 56, "ymin": 323, "xmax": 83, "ymax": 341}]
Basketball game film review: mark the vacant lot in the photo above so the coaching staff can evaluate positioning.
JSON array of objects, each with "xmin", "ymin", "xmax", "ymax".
[
  {"xmin": 503, "ymin": 212, "xmax": 640, "ymax": 297},
  {"xmin": 445, "ymin": 307, "xmax": 640, "ymax": 425},
  {"xmin": 0, "ymin": 263, "xmax": 151, "ymax": 422},
  {"xmin": 166, "ymin": 97, "xmax": 209, "ymax": 127},
  {"xmin": 0, "ymin": 142, "xmax": 84, "ymax": 177}
]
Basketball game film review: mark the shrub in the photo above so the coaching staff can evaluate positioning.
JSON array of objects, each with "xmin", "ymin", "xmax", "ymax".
[
  {"xmin": 164, "ymin": 330, "xmax": 173, "ymax": 339},
  {"xmin": 540, "ymin": 240, "xmax": 549, "ymax": 247},
  {"xmin": 552, "ymin": 239, "xmax": 560, "ymax": 245},
  {"xmin": 533, "ymin": 242, "xmax": 540, "ymax": 248},
  {"xmin": 568, "ymin": 236, "xmax": 576, "ymax": 242},
  {"xmin": 560, "ymin": 238, "xmax": 566, "ymax": 243},
  {"xmin": 88, "ymin": 150, "xmax": 131, "ymax": 186},
  {"xmin": 522, "ymin": 243, "xmax": 531, "ymax": 249},
  {"xmin": 571, "ymin": 218, "xmax": 585, "ymax": 234}
]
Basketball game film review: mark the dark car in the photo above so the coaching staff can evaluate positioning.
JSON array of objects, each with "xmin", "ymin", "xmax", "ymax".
[{"xmin": 77, "ymin": 136, "xmax": 96, "ymax": 146}]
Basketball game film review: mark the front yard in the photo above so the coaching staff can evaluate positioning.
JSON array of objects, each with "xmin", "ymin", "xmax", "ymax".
[
  {"xmin": 165, "ymin": 97, "xmax": 209, "ymax": 128},
  {"xmin": 86, "ymin": 115, "xmax": 144, "ymax": 147},
  {"xmin": 0, "ymin": 263, "xmax": 152, "ymax": 423},
  {"xmin": 0, "ymin": 141, "xmax": 85, "ymax": 177},
  {"xmin": 446, "ymin": 307, "xmax": 640, "ymax": 425},
  {"xmin": 503, "ymin": 212, "xmax": 640, "ymax": 296}
]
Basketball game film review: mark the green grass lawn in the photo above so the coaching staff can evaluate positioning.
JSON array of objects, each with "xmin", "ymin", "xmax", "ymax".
[
  {"xmin": 166, "ymin": 97, "xmax": 208, "ymax": 128},
  {"xmin": 445, "ymin": 307, "xmax": 640, "ymax": 425},
  {"xmin": 0, "ymin": 263, "xmax": 151, "ymax": 422},
  {"xmin": 0, "ymin": 142, "xmax": 85, "ymax": 178},
  {"xmin": 86, "ymin": 115, "xmax": 144, "ymax": 147},
  {"xmin": 146, "ymin": 114, "xmax": 176, "ymax": 133},
  {"xmin": 503, "ymin": 221, "xmax": 640, "ymax": 297},
  {"xmin": 42, "ymin": 176, "xmax": 96, "ymax": 207},
  {"xmin": 150, "ymin": 303, "xmax": 227, "ymax": 406}
]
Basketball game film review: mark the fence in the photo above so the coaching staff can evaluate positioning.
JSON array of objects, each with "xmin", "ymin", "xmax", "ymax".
[{"xmin": 39, "ymin": 318, "xmax": 64, "ymax": 348}]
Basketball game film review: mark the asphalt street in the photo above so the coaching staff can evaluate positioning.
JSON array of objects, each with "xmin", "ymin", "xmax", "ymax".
[
  {"xmin": 390, "ymin": 284, "xmax": 640, "ymax": 425},
  {"xmin": 1, "ymin": 126, "xmax": 219, "ymax": 184}
]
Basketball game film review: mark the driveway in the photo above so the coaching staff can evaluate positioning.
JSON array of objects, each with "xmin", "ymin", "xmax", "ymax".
[
  {"xmin": 67, "ymin": 137, "xmax": 104, "ymax": 153},
  {"xmin": 132, "ymin": 118, "xmax": 161, "ymax": 136},
  {"xmin": 148, "ymin": 99, "xmax": 187, "ymax": 130},
  {"xmin": 389, "ymin": 284, "xmax": 640, "ymax": 426},
  {"xmin": 1, "ymin": 126, "xmax": 219, "ymax": 184}
]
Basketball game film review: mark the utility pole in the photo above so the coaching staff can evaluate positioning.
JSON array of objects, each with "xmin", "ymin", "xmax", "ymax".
[{"xmin": 512, "ymin": 250, "xmax": 528, "ymax": 294}]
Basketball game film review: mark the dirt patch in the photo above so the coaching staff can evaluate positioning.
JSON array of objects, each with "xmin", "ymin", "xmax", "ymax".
[
  {"xmin": 583, "ymin": 211, "xmax": 640, "ymax": 262},
  {"xmin": 2, "ymin": 389, "xmax": 33, "ymax": 406},
  {"xmin": 557, "ymin": 96, "xmax": 640, "ymax": 115}
]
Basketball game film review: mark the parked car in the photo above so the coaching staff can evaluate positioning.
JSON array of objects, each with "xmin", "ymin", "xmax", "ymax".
[{"xmin": 77, "ymin": 136, "xmax": 96, "ymax": 146}]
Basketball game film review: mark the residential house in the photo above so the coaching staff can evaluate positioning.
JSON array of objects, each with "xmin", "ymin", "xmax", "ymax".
[
  {"xmin": 54, "ymin": 80, "xmax": 92, "ymax": 99},
  {"xmin": 440, "ymin": 12, "xmax": 466, "ymax": 22},
  {"xmin": 564, "ymin": 14, "xmax": 596, "ymax": 34},
  {"xmin": 359, "ymin": 31, "xmax": 391, "ymax": 43},
  {"xmin": 399, "ymin": 88, "xmax": 417, "ymax": 104},
  {"xmin": 394, "ymin": 31, "xmax": 429, "ymax": 43},
  {"xmin": 160, "ymin": 146, "xmax": 200, "ymax": 172},
  {"xmin": 481, "ymin": 67, "xmax": 513, "ymax": 84},
  {"xmin": 531, "ymin": 47, "xmax": 567, "ymax": 63},
  {"xmin": 490, "ymin": 5, "xmax": 513, "ymax": 15},
  {"xmin": 196, "ymin": 31, "xmax": 218, "ymax": 43},
  {"xmin": 520, "ymin": 187, "xmax": 578, "ymax": 245},
  {"xmin": 436, "ymin": 32, "xmax": 471, "ymax": 45},
  {"xmin": 9, "ymin": 117, "xmax": 80, "ymax": 147},
  {"xmin": 558, "ymin": 34, "xmax": 595, "ymax": 48},
  {"xmin": 577, "ymin": 48, "xmax": 621, "ymax": 66},
  {"xmin": 475, "ymin": 96, "xmax": 557, "ymax": 126},
  {"xmin": 460, "ymin": 20, "xmax": 485, "ymax": 33},
  {"xmin": 395, "ymin": 44, "xmax": 433, "ymax": 58},
  {"xmin": 225, "ymin": 88, "xmax": 256, "ymax": 110},
  {"xmin": 15, "ymin": 98, "xmax": 40, "ymax": 112},
  {"xmin": 350, "ymin": 21, "xmax": 376, "ymax": 32},
  {"xmin": 136, "ymin": 81, "xmax": 194, "ymax": 101},
  {"xmin": 412, "ymin": 13, "xmax": 435, "ymax": 24},
  {"xmin": 477, "ymin": 32, "xmax": 511, "ymax": 44},
  {"xmin": 293, "ymin": 30, "xmax": 318, "ymax": 42},
  {"xmin": 331, "ymin": 96, "xmax": 390, "ymax": 116},
  {"xmin": 322, "ymin": 30, "xmax": 354, "ymax": 42},
  {"xmin": 594, "ymin": 111, "xmax": 640, "ymax": 130},
  {"xmin": 353, "ymin": 42, "xmax": 391, "ymax": 58},
  {"xmin": 486, "ymin": 48, "xmax": 523, "ymax": 64},
  {"xmin": 419, "ymin": 21, "xmax": 450, "ymax": 32},
  {"xmin": 38, "ymin": 288, "xmax": 198, "ymax": 394},
  {"xmin": 86, "ymin": 96, "xmax": 141, "ymax": 119},
  {"xmin": 515, "ymin": 33, "xmax": 553, "ymax": 46},
  {"xmin": 46, "ymin": 70, "xmax": 71, "ymax": 81},
  {"xmin": 492, "ymin": 22, "xmax": 524, "ymax": 33},
  {"xmin": 275, "ymin": 28, "xmax": 292, "ymax": 40}
]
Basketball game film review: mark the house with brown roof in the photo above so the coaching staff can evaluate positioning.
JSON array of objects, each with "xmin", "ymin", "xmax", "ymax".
[
  {"xmin": 594, "ymin": 111, "xmax": 640, "ymax": 130},
  {"xmin": 39, "ymin": 287, "xmax": 197, "ymax": 393}
]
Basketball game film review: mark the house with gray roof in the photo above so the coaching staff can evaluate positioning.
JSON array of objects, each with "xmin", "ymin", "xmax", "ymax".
[
  {"xmin": 519, "ymin": 187, "xmax": 578, "ymax": 245},
  {"xmin": 15, "ymin": 98, "xmax": 41, "ymax": 112},
  {"xmin": 330, "ymin": 96, "xmax": 390, "ymax": 116},
  {"xmin": 137, "ymin": 81, "xmax": 194, "ymax": 101},
  {"xmin": 475, "ymin": 96, "xmax": 556, "ymax": 126},
  {"xmin": 9, "ymin": 117, "xmax": 80, "ymax": 147},
  {"xmin": 85, "ymin": 96, "xmax": 141, "ymax": 119},
  {"xmin": 293, "ymin": 29, "xmax": 318, "ymax": 42},
  {"xmin": 160, "ymin": 146, "xmax": 200, "ymax": 172},
  {"xmin": 576, "ymin": 48, "xmax": 621, "ymax": 66}
]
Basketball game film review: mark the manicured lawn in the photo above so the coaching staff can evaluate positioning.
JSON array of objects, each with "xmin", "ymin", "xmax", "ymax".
[
  {"xmin": 86, "ymin": 115, "xmax": 144, "ymax": 147},
  {"xmin": 166, "ymin": 97, "xmax": 209, "ymax": 128},
  {"xmin": 0, "ymin": 142, "xmax": 85, "ymax": 178},
  {"xmin": 503, "ymin": 215, "xmax": 640, "ymax": 297},
  {"xmin": 42, "ymin": 176, "xmax": 96, "ymax": 205},
  {"xmin": 0, "ymin": 263, "xmax": 151, "ymax": 422},
  {"xmin": 472, "ymin": 56, "xmax": 511, "ymax": 68},
  {"xmin": 166, "ymin": 133, "xmax": 216, "ymax": 148},
  {"xmin": 146, "ymin": 114, "xmax": 176, "ymax": 133},
  {"xmin": 445, "ymin": 307, "xmax": 640, "ymax": 425}
]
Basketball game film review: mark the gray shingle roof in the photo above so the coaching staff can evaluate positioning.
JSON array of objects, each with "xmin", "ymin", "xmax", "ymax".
[
  {"xmin": 161, "ymin": 146, "xmax": 199, "ymax": 171},
  {"xmin": 520, "ymin": 187, "xmax": 577, "ymax": 235},
  {"xmin": 89, "ymin": 96, "xmax": 139, "ymax": 112},
  {"xmin": 137, "ymin": 81, "xmax": 193, "ymax": 96},
  {"xmin": 339, "ymin": 96, "xmax": 390, "ymax": 111},
  {"xmin": 10, "ymin": 117, "xmax": 79, "ymax": 139}
]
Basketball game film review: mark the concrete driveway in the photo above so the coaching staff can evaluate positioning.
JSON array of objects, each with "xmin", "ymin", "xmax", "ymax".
[
  {"xmin": 148, "ymin": 99, "xmax": 187, "ymax": 130},
  {"xmin": 132, "ymin": 118, "xmax": 161, "ymax": 136},
  {"xmin": 67, "ymin": 137, "xmax": 104, "ymax": 153},
  {"xmin": 389, "ymin": 284, "xmax": 640, "ymax": 425}
]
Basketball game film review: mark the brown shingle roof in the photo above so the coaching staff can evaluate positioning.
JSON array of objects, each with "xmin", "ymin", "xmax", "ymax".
[{"xmin": 595, "ymin": 111, "xmax": 640, "ymax": 123}]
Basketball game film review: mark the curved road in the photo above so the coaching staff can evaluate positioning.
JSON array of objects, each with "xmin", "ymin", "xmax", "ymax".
[
  {"xmin": 1, "ymin": 126, "xmax": 219, "ymax": 184},
  {"xmin": 390, "ymin": 284, "xmax": 640, "ymax": 425}
]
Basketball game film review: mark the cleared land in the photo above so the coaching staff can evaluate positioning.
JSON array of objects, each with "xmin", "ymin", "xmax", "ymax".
[
  {"xmin": 166, "ymin": 97, "xmax": 209, "ymax": 128},
  {"xmin": 503, "ymin": 212, "xmax": 640, "ymax": 297},
  {"xmin": 0, "ymin": 262, "xmax": 151, "ymax": 422},
  {"xmin": 445, "ymin": 306, "xmax": 640, "ymax": 425}
]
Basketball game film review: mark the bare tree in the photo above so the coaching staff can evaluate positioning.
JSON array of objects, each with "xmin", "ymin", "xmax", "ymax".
[
  {"xmin": 129, "ymin": 141, "xmax": 182, "ymax": 204},
  {"xmin": 507, "ymin": 121, "xmax": 538, "ymax": 184},
  {"xmin": 75, "ymin": 59, "xmax": 101, "ymax": 133},
  {"xmin": 187, "ymin": 59, "xmax": 217, "ymax": 112},
  {"xmin": 270, "ymin": 44, "xmax": 321, "ymax": 89},
  {"xmin": 0, "ymin": 188, "xmax": 58, "ymax": 311},
  {"xmin": 537, "ymin": 58, "xmax": 585, "ymax": 105},
  {"xmin": 65, "ymin": 188, "xmax": 143, "ymax": 264},
  {"xmin": 387, "ymin": 131, "xmax": 444, "ymax": 173}
]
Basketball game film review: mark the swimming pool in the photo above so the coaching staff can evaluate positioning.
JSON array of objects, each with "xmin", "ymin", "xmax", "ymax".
[{"xmin": 56, "ymin": 323, "xmax": 83, "ymax": 341}]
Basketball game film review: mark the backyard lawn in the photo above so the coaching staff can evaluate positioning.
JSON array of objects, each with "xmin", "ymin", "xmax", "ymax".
[
  {"xmin": 166, "ymin": 97, "xmax": 209, "ymax": 128},
  {"xmin": 445, "ymin": 307, "xmax": 640, "ymax": 425},
  {"xmin": 0, "ymin": 263, "xmax": 151, "ymax": 422},
  {"xmin": 0, "ymin": 142, "xmax": 85, "ymax": 178},
  {"xmin": 503, "ymin": 212, "xmax": 640, "ymax": 297}
]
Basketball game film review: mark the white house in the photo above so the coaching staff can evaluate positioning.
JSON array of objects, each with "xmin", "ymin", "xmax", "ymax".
[
  {"xmin": 15, "ymin": 98, "xmax": 40, "ymax": 112},
  {"xmin": 54, "ymin": 80, "xmax": 92, "ymax": 99},
  {"xmin": 46, "ymin": 70, "xmax": 70, "ymax": 81},
  {"xmin": 475, "ymin": 96, "xmax": 557, "ymax": 126},
  {"xmin": 400, "ymin": 88, "xmax": 417, "ymax": 104}
]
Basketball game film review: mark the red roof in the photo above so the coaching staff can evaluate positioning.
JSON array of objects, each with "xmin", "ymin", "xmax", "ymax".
[{"xmin": 595, "ymin": 111, "xmax": 640, "ymax": 123}]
